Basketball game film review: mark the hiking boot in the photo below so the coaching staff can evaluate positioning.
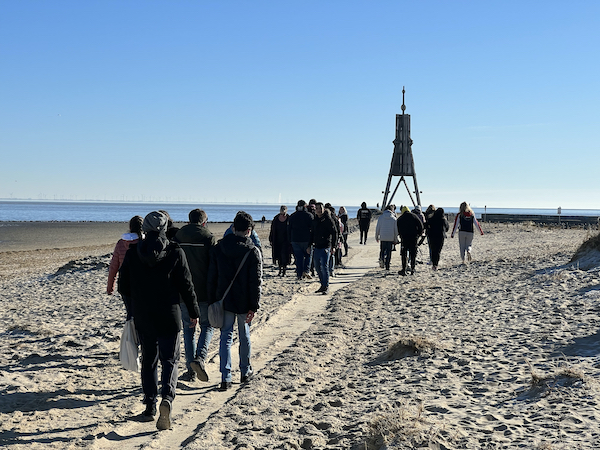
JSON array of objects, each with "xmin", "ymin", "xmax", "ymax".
[
  {"xmin": 156, "ymin": 399, "xmax": 172, "ymax": 431},
  {"xmin": 190, "ymin": 358, "xmax": 209, "ymax": 382},
  {"xmin": 180, "ymin": 370, "xmax": 196, "ymax": 382},
  {"xmin": 218, "ymin": 381, "xmax": 233, "ymax": 392},
  {"xmin": 140, "ymin": 403, "xmax": 156, "ymax": 422},
  {"xmin": 240, "ymin": 371, "xmax": 254, "ymax": 383}
]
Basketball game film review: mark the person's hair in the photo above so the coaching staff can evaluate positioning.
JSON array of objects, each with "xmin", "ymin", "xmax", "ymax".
[
  {"xmin": 434, "ymin": 207, "xmax": 445, "ymax": 218},
  {"xmin": 338, "ymin": 206, "xmax": 347, "ymax": 215},
  {"xmin": 425, "ymin": 204, "xmax": 436, "ymax": 215},
  {"xmin": 129, "ymin": 215, "xmax": 143, "ymax": 238},
  {"xmin": 361, "ymin": 202, "xmax": 367, "ymax": 208},
  {"xmin": 309, "ymin": 198, "xmax": 317, "ymax": 205},
  {"xmin": 315, "ymin": 202, "xmax": 324, "ymax": 213},
  {"xmin": 233, "ymin": 211, "xmax": 254, "ymax": 232},
  {"xmin": 327, "ymin": 205, "xmax": 336, "ymax": 215},
  {"xmin": 280, "ymin": 205, "xmax": 287, "ymax": 214},
  {"xmin": 297, "ymin": 199, "xmax": 306, "ymax": 207},
  {"xmin": 459, "ymin": 202, "xmax": 473, "ymax": 215},
  {"xmin": 385, "ymin": 204, "xmax": 394, "ymax": 211},
  {"xmin": 158, "ymin": 210, "xmax": 173, "ymax": 228},
  {"xmin": 189, "ymin": 208, "xmax": 207, "ymax": 224}
]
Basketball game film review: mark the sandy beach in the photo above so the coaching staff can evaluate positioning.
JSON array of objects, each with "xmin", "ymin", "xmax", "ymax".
[{"xmin": 1, "ymin": 219, "xmax": 600, "ymax": 449}]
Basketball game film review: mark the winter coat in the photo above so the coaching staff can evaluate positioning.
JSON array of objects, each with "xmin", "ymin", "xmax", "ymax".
[
  {"xmin": 310, "ymin": 212, "xmax": 338, "ymax": 249},
  {"xmin": 174, "ymin": 223, "xmax": 216, "ymax": 303},
  {"xmin": 207, "ymin": 233, "xmax": 262, "ymax": 314},
  {"xmin": 339, "ymin": 213, "xmax": 349, "ymax": 236},
  {"xmin": 269, "ymin": 214, "xmax": 291, "ymax": 265},
  {"xmin": 425, "ymin": 209, "xmax": 449, "ymax": 242},
  {"xmin": 288, "ymin": 208, "xmax": 314, "ymax": 243},
  {"xmin": 375, "ymin": 210, "xmax": 398, "ymax": 243},
  {"xmin": 397, "ymin": 211, "xmax": 424, "ymax": 242},
  {"xmin": 107, "ymin": 233, "xmax": 139, "ymax": 294},
  {"xmin": 118, "ymin": 232, "xmax": 199, "ymax": 336}
]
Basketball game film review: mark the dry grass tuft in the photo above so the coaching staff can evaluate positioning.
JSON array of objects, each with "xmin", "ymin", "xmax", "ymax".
[
  {"xmin": 570, "ymin": 232, "xmax": 600, "ymax": 263},
  {"xmin": 386, "ymin": 335, "xmax": 440, "ymax": 360},
  {"xmin": 365, "ymin": 402, "xmax": 447, "ymax": 449}
]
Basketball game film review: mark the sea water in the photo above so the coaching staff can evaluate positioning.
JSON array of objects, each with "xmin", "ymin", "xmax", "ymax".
[{"xmin": 0, "ymin": 201, "xmax": 599, "ymax": 222}]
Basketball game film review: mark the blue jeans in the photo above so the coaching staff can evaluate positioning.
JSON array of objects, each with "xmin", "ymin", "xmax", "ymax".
[
  {"xmin": 219, "ymin": 310, "xmax": 252, "ymax": 383},
  {"xmin": 181, "ymin": 302, "xmax": 214, "ymax": 370},
  {"xmin": 291, "ymin": 242, "xmax": 310, "ymax": 278},
  {"xmin": 313, "ymin": 247, "xmax": 330, "ymax": 290}
]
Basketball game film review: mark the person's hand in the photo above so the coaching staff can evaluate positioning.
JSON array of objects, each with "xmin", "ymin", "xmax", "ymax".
[
  {"xmin": 189, "ymin": 318, "xmax": 198, "ymax": 328},
  {"xmin": 245, "ymin": 310, "xmax": 255, "ymax": 324},
  {"xmin": 306, "ymin": 248, "xmax": 311, "ymax": 254}
]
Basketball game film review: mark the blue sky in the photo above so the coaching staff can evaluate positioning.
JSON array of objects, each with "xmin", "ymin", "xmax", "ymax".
[{"xmin": 1, "ymin": 1, "xmax": 599, "ymax": 209}]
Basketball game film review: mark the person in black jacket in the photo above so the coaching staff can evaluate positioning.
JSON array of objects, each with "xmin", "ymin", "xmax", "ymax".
[
  {"xmin": 425, "ymin": 207, "xmax": 449, "ymax": 270},
  {"xmin": 175, "ymin": 209, "xmax": 217, "ymax": 383},
  {"xmin": 288, "ymin": 200, "xmax": 314, "ymax": 279},
  {"xmin": 208, "ymin": 211, "xmax": 262, "ymax": 391},
  {"xmin": 357, "ymin": 202, "xmax": 372, "ymax": 244},
  {"xmin": 396, "ymin": 206, "xmax": 424, "ymax": 276},
  {"xmin": 309, "ymin": 202, "xmax": 338, "ymax": 294},
  {"xmin": 119, "ymin": 211, "xmax": 200, "ymax": 430}
]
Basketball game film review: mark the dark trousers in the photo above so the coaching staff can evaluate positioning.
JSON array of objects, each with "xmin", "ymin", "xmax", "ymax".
[
  {"xmin": 429, "ymin": 237, "xmax": 445, "ymax": 267},
  {"xmin": 138, "ymin": 331, "xmax": 180, "ymax": 405},
  {"xmin": 379, "ymin": 241, "xmax": 393, "ymax": 269},
  {"xmin": 401, "ymin": 238, "xmax": 418, "ymax": 272}
]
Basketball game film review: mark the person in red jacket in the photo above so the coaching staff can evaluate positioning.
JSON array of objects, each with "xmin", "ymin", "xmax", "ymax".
[{"xmin": 106, "ymin": 216, "xmax": 143, "ymax": 319}]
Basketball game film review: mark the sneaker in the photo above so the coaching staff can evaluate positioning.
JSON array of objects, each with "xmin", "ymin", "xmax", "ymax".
[
  {"xmin": 156, "ymin": 399, "xmax": 172, "ymax": 431},
  {"xmin": 180, "ymin": 370, "xmax": 196, "ymax": 382},
  {"xmin": 218, "ymin": 381, "xmax": 233, "ymax": 392},
  {"xmin": 359, "ymin": 241, "xmax": 362, "ymax": 245},
  {"xmin": 321, "ymin": 289, "xmax": 329, "ymax": 295},
  {"xmin": 398, "ymin": 269, "xmax": 406, "ymax": 276},
  {"xmin": 467, "ymin": 251, "xmax": 472, "ymax": 262},
  {"xmin": 315, "ymin": 286, "xmax": 326, "ymax": 293},
  {"xmin": 240, "ymin": 371, "xmax": 254, "ymax": 383},
  {"xmin": 190, "ymin": 358, "xmax": 209, "ymax": 382},
  {"xmin": 140, "ymin": 403, "xmax": 156, "ymax": 422}
]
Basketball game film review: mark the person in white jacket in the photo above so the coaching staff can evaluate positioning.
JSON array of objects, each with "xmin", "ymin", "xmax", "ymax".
[{"xmin": 375, "ymin": 205, "xmax": 399, "ymax": 270}]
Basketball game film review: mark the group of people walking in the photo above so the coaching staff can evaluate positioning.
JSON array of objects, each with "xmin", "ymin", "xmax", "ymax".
[
  {"xmin": 375, "ymin": 201, "xmax": 484, "ymax": 274},
  {"xmin": 108, "ymin": 209, "xmax": 262, "ymax": 430},
  {"xmin": 268, "ymin": 199, "xmax": 351, "ymax": 295}
]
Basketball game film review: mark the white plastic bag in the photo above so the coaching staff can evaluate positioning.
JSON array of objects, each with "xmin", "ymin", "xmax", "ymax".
[{"xmin": 119, "ymin": 318, "xmax": 140, "ymax": 371}]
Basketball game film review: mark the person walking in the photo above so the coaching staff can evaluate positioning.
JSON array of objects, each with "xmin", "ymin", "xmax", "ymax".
[
  {"xmin": 338, "ymin": 206, "xmax": 349, "ymax": 257},
  {"xmin": 357, "ymin": 202, "xmax": 372, "ymax": 244},
  {"xmin": 425, "ymin": 207, "xmax": 449, "ymax": 270},
  {"xmin": 288, "ymin": 200, "xmax": 314, "ymax": 279},
  {"xmin": 269, "ymin": 205, "xmax": 291, "ymax": 276},
  {"xmin": 450, "ymin": 202, "xmax": 484, "ymax": 263},
  {"xmin": 309, "ymin": 202, "xmax": 337, "ymax": 294},
  {"xmin": 208, "ymin": 211, "xmax": 262, "ymax": 391},
  {"xmin": 396, "ymin": 206, "xmax": 424, "ymax": 276},
  {"xmin": 118, "ymin": 211, "xmax": 200, "ymax": 430},
  {"xmin": 375, "ymin": 205, "xmax": 398, "ymax": 271},
  {"xmin": 107, "ymin": 215, "xmax": 143, "ymax": 319},
  {"xmin": 174, "ymin": 208, "xmax": 217, "ymax": 383}
]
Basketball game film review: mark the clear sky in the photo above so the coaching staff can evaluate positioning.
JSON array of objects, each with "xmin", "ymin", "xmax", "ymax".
[{"xmin": 1, "ymin": 1, "xmax": 599, "ymax": 209}]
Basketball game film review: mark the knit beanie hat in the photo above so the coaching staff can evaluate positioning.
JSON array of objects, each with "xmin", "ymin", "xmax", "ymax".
[{"xmin": 142, "ymin": 211, "xmax": 168, "ymax": 234}]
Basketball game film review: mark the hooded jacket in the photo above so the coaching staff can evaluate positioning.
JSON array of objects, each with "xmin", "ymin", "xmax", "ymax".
[
  {"xmin": 207, "ymin": 233, "xmax": 262, "ymax": 314},
  {"xmin": 375, "ymin": 209, "xmax": 398, "ymax": 242},
  {"xmin": 107, "ymin": 232, "xmax": 139, "ymax": 294},
  {"xmin": 425, "ymin": 209, "xmax": 449, "ymax": 241},
  {"xmin": 175, "ymin": 223, "xmax": 216, "ymax": 303},
  {"xmin": 118, "ymin": 231, "xmax": 200, "ymax": 335}
]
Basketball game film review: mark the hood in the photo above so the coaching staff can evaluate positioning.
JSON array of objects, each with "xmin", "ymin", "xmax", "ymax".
[
  {"xmin": 220, "ymin": 233, "xmax": 254, "ymax": 259},
  {"xmin": 137, "ymin": 231, "xmax": 169, "ymax": 267}
]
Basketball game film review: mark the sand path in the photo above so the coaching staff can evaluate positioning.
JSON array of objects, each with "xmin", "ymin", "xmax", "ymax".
[{"xmin": 92, "ymin": 241, "xmax": 379, "ymax": 450}]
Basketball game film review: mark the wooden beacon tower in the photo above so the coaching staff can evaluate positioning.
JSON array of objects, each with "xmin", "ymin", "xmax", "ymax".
[{"xmin": 381, "ymin": 88, "xmax": 422, "ymax": 209}]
